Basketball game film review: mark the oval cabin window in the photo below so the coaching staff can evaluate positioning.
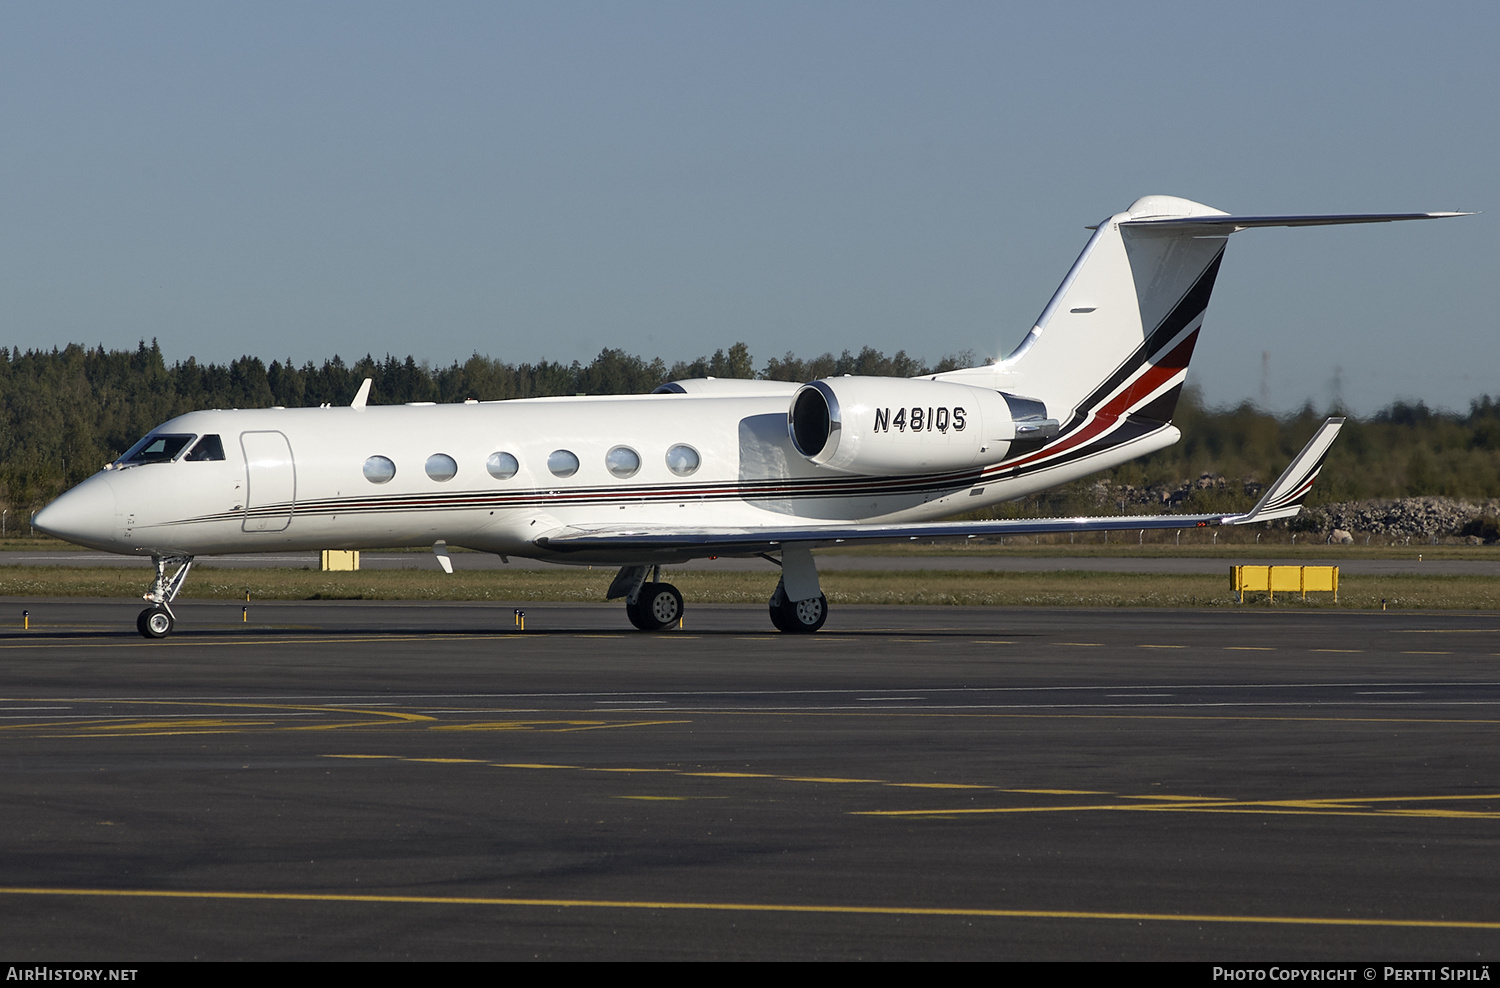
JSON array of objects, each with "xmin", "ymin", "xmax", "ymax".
[
  {"xmin": 548, "ymin": 449, "xmax": 580, "ymax": 478},
  {"xmin": 606, "ymin": 446, "xmax": 641, "ymax": 478},
  {"xmin": 363, "ymin": 455, "xmax": 396, "ymax": 484},
  {"xmin": 666, "ymin": 444, "xmax": 700, "ymax": 477},
  {"xmin": 425, "ymin": 453, "xmax": 458, "ymax": 482},
  {"xmin": 487, "ymin": 451, "xmax": 519, "ymax": 480}
]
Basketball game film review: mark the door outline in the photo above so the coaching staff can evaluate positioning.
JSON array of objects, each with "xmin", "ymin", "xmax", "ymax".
[{"xmin": 241, "ymin": 431, "xmax": 296, "ymax": 533}]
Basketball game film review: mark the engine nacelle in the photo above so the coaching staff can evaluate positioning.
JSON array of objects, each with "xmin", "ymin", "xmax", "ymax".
[{"xmin": 787, "ymin": 377, "xmax": 1059, "ymax": 475}]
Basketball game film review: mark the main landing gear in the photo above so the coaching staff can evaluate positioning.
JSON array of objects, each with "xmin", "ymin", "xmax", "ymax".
[
  {"xmin": 768, "ymin": 581, "xmax": 828, "ymax": 633},
  {"xmin": 137, "ymin": 555, "xmax": 194, "ymax": 639},
  {"xmin": 608, "ymin": 546, "xmax": 830, "ymax": 633},
  {"xmin": 609, "ymin": 565, "xmax": 685, "ymax": 631},
  {"xmin": 626, "ymin": 581, "xmax": 684, "ymax": 631}
]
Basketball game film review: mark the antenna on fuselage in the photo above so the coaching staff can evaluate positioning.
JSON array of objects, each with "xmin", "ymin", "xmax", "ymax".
[{"xmin": 350, "ymin": 378, "xmax": 372, "ymax": 408}]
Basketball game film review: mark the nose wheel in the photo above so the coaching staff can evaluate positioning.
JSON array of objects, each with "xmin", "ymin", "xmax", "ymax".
[
  {"xmin": 136, "ymin": 606, "xmax": 174, "ymax": 639},
  {"xmin": 626, "ymin": 582, "xmax": 684, "ymax": 631},
  {"xmin": 136, "ymin": 555, "xmax": 194, "ymax": 639}
]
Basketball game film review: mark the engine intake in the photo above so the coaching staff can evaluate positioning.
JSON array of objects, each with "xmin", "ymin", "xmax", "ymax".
[{"xmin": 788, "ymin": 377, "xmax": 1057, "ymax": 474}]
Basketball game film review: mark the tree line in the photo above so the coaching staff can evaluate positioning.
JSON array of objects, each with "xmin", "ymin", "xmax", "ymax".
[{"xmin": 2, "ymin": 340, "xmax": 1497, "ymax": 510}]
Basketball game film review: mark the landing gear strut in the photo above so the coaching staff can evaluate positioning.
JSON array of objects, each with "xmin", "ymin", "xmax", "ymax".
[
  {"xmin": 766, "ymin": 545, "xmax": 828, "ymax": 633},
  {"xmin": 612, "ymin": 565, "xmax": 685, "ymax": 631},
  {"xmin": 627, "ymin": 581, "xmax": 684, "ymax": 631},
  {"xmin": 768, "ymin": 580, "xmax": 828, "ymax": 633},
  {"xmin": 137, "ymin": 555, "xmax": 194, "ymax": 639}
]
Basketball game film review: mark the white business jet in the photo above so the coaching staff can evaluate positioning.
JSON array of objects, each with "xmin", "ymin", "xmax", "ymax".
[{"xmin": 34, "ymin": 196, "xmax": 1464, "ymax": 638}]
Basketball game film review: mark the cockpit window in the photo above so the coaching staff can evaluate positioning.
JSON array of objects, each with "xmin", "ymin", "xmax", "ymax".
[
  {"xmin": 118, "ymin": 433, "xmax": 196, "ymax": 466},
  {"xmin": 185, "ymin": 434, "xmax": 226, "ymax": 462}
]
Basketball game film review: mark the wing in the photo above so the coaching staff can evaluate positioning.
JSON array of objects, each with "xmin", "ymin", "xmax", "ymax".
[{"xmin": 535, "ymin": 419, "xmax": 1344, "ymax": 559}]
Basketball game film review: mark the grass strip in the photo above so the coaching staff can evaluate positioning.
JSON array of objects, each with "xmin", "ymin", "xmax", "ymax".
[{"xmin": 1, "ymin": 566, "xmax": 1497, "ymax": 610}]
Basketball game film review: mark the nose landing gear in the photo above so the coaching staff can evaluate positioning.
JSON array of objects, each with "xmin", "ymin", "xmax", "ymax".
[{"xmin": 136, "ymin": 555, "xmax": 194, "ymax": 639}]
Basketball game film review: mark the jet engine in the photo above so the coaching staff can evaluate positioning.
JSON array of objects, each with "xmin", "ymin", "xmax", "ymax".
[{"xmin": 787, "ymin": 376, "xmax": 1059, "ymax": 475}]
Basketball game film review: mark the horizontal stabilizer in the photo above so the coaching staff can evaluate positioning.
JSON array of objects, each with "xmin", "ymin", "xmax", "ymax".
[{"xmin": 1120, "ymin": 211, "xmax": 1470, "ymax": 231}]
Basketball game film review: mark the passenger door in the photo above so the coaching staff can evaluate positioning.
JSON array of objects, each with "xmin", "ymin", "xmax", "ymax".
[{"xmin": 241, "ymin": 431, "xmax": 296, "ymax": 532}]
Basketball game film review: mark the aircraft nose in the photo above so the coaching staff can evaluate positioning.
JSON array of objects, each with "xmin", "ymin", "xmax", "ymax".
[{"xmin": 33, "ymin": 475, "xmax": 119, "ymax": 549}]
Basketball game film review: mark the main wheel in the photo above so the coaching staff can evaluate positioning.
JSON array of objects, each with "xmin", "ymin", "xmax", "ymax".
[
  {"xmin": 770, "ymin": 592, "xmax": 828, "ymax": 633},
  {"xmin": 626, "ymin": 582, "xmax": 684, "ymax": 631},
  {"xmin": 137, "ymin": 606, "xmax": 174, "ymax": 639}
]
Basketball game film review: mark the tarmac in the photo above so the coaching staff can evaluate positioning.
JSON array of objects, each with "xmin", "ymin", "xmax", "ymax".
[{"xmin": 0, "ymin": 598, "xmax": 1495, "ymax": 959}]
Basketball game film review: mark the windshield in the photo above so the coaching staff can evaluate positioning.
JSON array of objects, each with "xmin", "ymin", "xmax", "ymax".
[{"xmin": 117, "ymin": 433, "xmax": 196, "ymax": 466}]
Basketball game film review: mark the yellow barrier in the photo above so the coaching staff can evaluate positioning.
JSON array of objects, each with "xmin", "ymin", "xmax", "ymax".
[
  {"xmin": 1231, "ymin": 565, "xmax": 1338, "ymax": 602},
  {"xmin": 320, "ymin": 550, "xmax": 360, "ymax": 572}
]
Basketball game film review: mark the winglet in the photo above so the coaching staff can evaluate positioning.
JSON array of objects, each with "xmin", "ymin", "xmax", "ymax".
[
  {"xmin": 1224, "ymin": 418, "xmax": 1345, "ymax": 525},
  {"xmin": 351, "ymin": 378, "xmax": 373, "ymax": 408}
]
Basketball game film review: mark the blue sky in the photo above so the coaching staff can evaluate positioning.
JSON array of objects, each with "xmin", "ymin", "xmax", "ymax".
[{"xmin": 0, "ymin": 1, "xmax": 1492, "ymax": 414}]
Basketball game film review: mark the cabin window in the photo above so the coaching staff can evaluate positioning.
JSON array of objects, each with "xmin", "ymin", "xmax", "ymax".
[
  {"xmin": 425, "ymin": 453, "xmax": 458, "ymax": 482},
  {"xmin": 666, "ymin": 444, "xmax": 700, "ymax": 477},
  {"xmin": 185, "ymin": 435, "xmax": 226, "ymax": 462},
  {"xmin": 486, "ymin": 451, "xmax": 519, "ymax": 480},
  {"xmin": 606, "ymin": 446, "xmax": 641, "ymax": 479},
  {"xmin": 119, "ymin": 433, "xmax": 195, "ymax": 466},
  {"xmin": 363, "ymin": 455, "xmax": 396, "ymax": 484},
  {"xmin": 547, "ymin": 449, "xmax": 580, "ymax": 478}
]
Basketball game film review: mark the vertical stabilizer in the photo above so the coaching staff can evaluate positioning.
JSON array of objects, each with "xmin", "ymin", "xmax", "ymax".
[{"xmin": 938, "ymin": 195, "xmax": 1230, "ymax": 435}]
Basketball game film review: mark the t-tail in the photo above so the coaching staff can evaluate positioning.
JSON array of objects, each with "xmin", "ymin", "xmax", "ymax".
[{"xmin": 935, "ymin": 196, "xmax": 1465, "ymax": 467}]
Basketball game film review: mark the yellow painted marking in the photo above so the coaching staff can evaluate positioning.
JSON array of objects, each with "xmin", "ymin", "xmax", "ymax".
[
  {"xmin": 49, "ymin": 729, "xmax": 243, "ymax": 738},
  {"xmin": 859, "ymin": 803, "xmax": 1155, "ymax": 817},
  {"xmin": 1003, "ymin": 789, "xmax": 1109, "ymax": 795},
  {"xmin": 682, "ymin": 772, "xmax": 773, "ymax": 778},
  {"xmin": 585, "ymin": 768, "xmax": 678, "ymax": 774},
  {"xmin": 0, "ymin": 698, "xmax": 435, "ymax": 736},
  {"xmin": 59, "ymin": 719, "xmax": 270, "ymax": 733},
  {"xmin": 432, "ymin": 720, "xmax": 606, "ymax": 731},
  {"xmin": 861, "ymin": 794, "xmax": 1500, "ymax": 820},
  {"xmin": 492, "ymin": 763, "xmax": 577, "ymax": 770},
  {"xmin": 1316, "ymin": 793, "xmax": 1500, "ymax": 804},
  {"xmin": 0, "ymin": 887, "xmax": 1492, "ymax": 932},
  {"xmin": 406, "ymin": 758, "xmax": 485, "ymax": 764},
  {"xmin": 888, "ymin": 783, "xmax": 992, "ymax": 790},
  {"xmin": 549, "ymin": 720, "xmax": 690, "ymax": 733},
  {"xmin": 285, "ymin": 721, "xmax": 418, "ymax": 732},
  {"xmin": 0, "ymin": 633, "xmax": 527, "ymax": 650},
  {"xmin": 781, "ymin": 776, "xmax": 884, "ymax": 784},
  {"xmin": 1394, "ymin": 629, "xmax": 1500, "ymax": 634}
]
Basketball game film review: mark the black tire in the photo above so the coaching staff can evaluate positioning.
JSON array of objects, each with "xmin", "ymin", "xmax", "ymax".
[
  {"xmin": 626, "ymin": 582, "xmax": 683, "ymax": 631},
  {"xmin": 137, "ymin": 606, "xmax": 173, "ymax": 639},
  {"xmin": 771, "ymin": 593, "xmax": 828, "ymax": 633}
]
